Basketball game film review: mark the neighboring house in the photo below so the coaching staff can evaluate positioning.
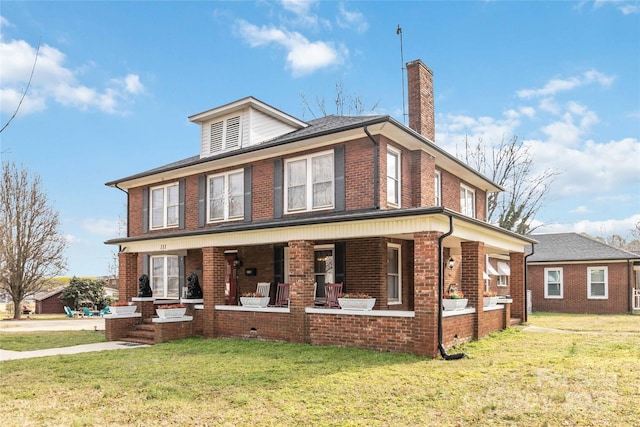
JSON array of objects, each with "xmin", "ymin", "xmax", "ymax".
[
  {"xmin": 34, "ymin": 288, "xmax": 74, "ymax": 314},
  {"xmin": 104, "ymin": 59, "xmax": 535, "ymax": 356},
  {"xmin": 527, "ymin": 233, "xmax": 640, "ymax": 314}
]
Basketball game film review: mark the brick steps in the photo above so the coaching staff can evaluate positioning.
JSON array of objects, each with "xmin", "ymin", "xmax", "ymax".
[
  {"xmin": 121, "ymin": 322, "xmax": 156, "ymax": 345},
  {"xmin": 510, "ymin": 317, "xmax": 522, "ymax": 326}
]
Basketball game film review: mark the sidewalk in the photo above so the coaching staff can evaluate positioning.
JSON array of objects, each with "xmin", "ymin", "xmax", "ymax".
[{"xmin": 0, "ymin": 318, "xmax": 149, "ymax": 361}]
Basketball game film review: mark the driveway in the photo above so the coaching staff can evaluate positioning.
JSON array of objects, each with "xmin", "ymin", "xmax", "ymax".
[{"xmin": 0, "ymin": 318, "xmax": 105, "ymax": 332}]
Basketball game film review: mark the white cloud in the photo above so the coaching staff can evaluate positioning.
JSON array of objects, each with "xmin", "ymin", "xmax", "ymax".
[
  {"xmin": 280, "ymin": 0, "xmax": 315, "ymax": 17},
  {"xmin": 0, "ymin": 28, "xmax": 145, "ymax": 116},
  {"xmin": 529, "ymin": 137, "xmax": 640, "ymax": 196},
  {"xmin": 336, "ymin": 3, "xmax": 369, "ymax": 33},
  {"xmin": 535, "ymin": 213, "xmax": 640, "ymax": 238},
  {"xmin": 236, "ymin": 19, "xmax": 346, "ymax": 76},
  {"xmin": 570, "ymin": 205, "xmax": 590, "ymax": 214},
  {"xmin": 517, "ymin": 69, "xmax": 615, "ymax": 99},
  {"xmin": 594, "ymin": 0, "xmax": 639, "ymax": 14},
  {"xmin": 82, "ymin": 218, "xmax": 119, "ymax": 236}
]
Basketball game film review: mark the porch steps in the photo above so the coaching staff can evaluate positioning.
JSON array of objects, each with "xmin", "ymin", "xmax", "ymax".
[
  {"xmin": 121, "ymin": 322, "xmax": 155, "ymax": 345},
  {"xmin": 510, "ymin": 318, "xmax": 522, "ymax": 326}
]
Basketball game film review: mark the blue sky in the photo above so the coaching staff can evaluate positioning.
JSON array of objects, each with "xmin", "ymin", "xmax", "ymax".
[{"xmin": 1, "ymin": 0, "xmax": 639, "ymax": 277}]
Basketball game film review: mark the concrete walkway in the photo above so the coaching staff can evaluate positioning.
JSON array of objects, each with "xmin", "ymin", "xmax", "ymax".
[{"xmin": 0, "ymin": 318, "xmax": 149, "ymax": 361}]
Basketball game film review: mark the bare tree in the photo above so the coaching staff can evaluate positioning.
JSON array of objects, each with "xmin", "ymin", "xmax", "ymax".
[
  {"xmin": 0, "ymin": 161, "xmax": 67, "ymax": 319},
  {"xmin": 460, "ymin": 135, "xmax": 561, "ymax": 235},
  {"xmin": 300, "ymin": 80, "xmax": 380, "ymax": 119}
]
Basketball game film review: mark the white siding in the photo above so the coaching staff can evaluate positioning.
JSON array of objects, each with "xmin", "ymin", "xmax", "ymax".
[
  {"xmin": 199, "ymin": 107, "xmax": 299, "ymax": 158},
  {"xmin": 248, "ymin": 109, "xmax": 297, "ymax": 146}
]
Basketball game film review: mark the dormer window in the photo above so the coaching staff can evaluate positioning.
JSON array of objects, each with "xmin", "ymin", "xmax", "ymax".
[{"xmin": 209, "ymin": 115, "xmax": 241, "ymax": 154}]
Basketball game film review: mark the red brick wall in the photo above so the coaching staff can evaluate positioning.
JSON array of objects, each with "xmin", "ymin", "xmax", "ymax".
[
  {"xmin": 477, "ymin": 309, "xmax": 506, "ymax": 338},
  {"xmin": 443, "ymin": 313, "xmax": 474, "ymax": 348},
  {"xmin": 407, "ymin": 60, "xmax": 435, "ymax": 142},
  {"xmin": 154, "ymin": 320, "xmax": 194, "ymax": 342},
  {"xmin": 344, "ymin": 238, "xmax": 414, "ymax": 310},
  {"xmin": 411, "ymin": 150, "xmax": 436, "ymax": 207},
  {"xmin": 236, "ymin": 245, "xmax": 275, "ymax": 300},
  {"xmin": 509, "ymin": 252, "xmax": 525, "ymax": 320},
  {"xmin": 252, "ymin": 158, "xmax": 275, "ymax": 221},
  {"xmin": 345, "ymin": 137, "xmax": 376, "ymax": 210},
  {"xmin": 308, "ymin": 314, "xmax": 416, "ymax": 353},
  {"xmin": 105, "ymin": 316, "xmax": 139, "ymax": 340},
  {"xmin": 413, "ymin": 231, "xmax": 441, "ymax": 356},
  {"xmin": 216, "ymin": 311, "xmax": 295, "ymax": 341},
  {"xmin": 528, "ymin": 262, "xmax": 630, "ymax": 314},
  {"xmin": 118, "ymin": 252, "xmax": 139, "ymax": 302}
]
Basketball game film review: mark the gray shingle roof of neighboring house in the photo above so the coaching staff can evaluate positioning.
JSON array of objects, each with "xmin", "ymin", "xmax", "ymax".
[
  {"xmin": 526, "ymin": 232, "xmax": 640, "ymax": 262},
  {"xmin": 34, "ymin": 287, "xmax": 65, "ymax": 301}
]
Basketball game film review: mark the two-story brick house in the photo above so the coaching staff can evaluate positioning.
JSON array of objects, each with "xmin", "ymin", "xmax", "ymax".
[{"xmin": 105, "ymin": 59, "xmax": 535, "ymax": 357}]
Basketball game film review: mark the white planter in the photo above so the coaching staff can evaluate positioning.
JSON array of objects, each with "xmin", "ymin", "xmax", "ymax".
[
  {"xmin": 443, "ymin": 298, "xmax": 468, "ymax": 311},
  {"xmin": 483, "ymin": 296, "xmax": 499, "ymax": 307},
  {"xmin": 156, "ymin": 307, "xmax": 187, "ymax": 318},
  {"xmin": 240, "ymin": 297, "xmax": 270, "ymax": 308},
  {"xmin": 110, "ymin": 305, "xmax": 137, "ymax": 316},
  {"xmin": 338, "ymin": 298, "xmax": 376, "ymax": 311}
]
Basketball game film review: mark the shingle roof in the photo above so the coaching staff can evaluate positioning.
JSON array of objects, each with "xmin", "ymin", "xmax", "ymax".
[
  {"xmin": 106, "ymin": 114, "xmax": 388, "ymax": 186},
  {"xmin": 526, "ymin": 232, "xmax": 639, "ymax": 262}
]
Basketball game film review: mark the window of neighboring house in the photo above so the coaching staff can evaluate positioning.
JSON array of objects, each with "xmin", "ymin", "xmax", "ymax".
[
  {"xmin": 209, "ymin": 115, "xmax": 241, "ymax": 154},
  {"xmin": 314, "ymin": 245, "xmax": 335, "ymax": 299},
  {"xmin": 208, "ymin": 170, "xmax": 244, "ymax": 222},
  {"xmin": 387, "ymin": 147, "xmax": 401, "ymax": 207},
  {"xmin": 150, "ymin": 183, "xmax": 179, "ymax": 229},
  {"xmin": 544, "ymin": 267, "xmax": 563, "ymax": 298},
  {"xmin": 387, "ymin": 243, "xmax": 401, "ymax": 304},
  {"xmin": 151, "ymin": 255, "xmax": 179, "ymax": 299},
  {"xmin": 285, "ymin": 151, "xmax": 334, "ymax": 213},
  {"xmin": 434, "ymin": 170, "xmax": 441, "ymax": 206},
  {"xmin": 588, "ymin": 266, "xmax": 608, "ymax": 299},
  {"xmin": 497, "ymin": 275, "xmax": 508, "ymax": 287},
  {"xmin": 460, "ymin": 184, "xmax": 476, "ymax": 218}
]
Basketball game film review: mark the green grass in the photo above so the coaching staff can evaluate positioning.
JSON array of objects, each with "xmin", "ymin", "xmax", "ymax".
[
  {"xmin": 1, "ymin": 315, "xmax": 639, "ymax": 426},
  {"xmin": 0, "ymin": 330, "xmax": 106, "ymax": 351},
  {"xmin": 528, "ymin": 311, "xmax": 640, "ymax": 333}
]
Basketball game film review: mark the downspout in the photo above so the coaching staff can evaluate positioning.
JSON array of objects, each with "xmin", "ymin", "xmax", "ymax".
[
  {"xmin": 627, "ymin": 259, "xmax": 631, "ymax": 313},
  {"xmin": 524, "ymin": 243, "xmax": 535, "ymax": 323},
  {"xmin": 438, "ymin": 215, "xmax": 466, "ymax": 360},
  {"xmin": 363, "ymin": 126, "xmax": 380, "ymax": 209}
]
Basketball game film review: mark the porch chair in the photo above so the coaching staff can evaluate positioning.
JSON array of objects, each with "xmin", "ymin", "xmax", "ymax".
[
  {"xmin": 82, "ymin": 307, "xmax": 94, "ymax": 317},
  {"xmin": 63, "ymin": 306, "xmax": 76, "ymax": 318},
  {"xmin": 274, "ymin": 283, "xmax": 290, "ymax": 307},
  {"xmin": 313, "ymin": 282, "xmax": 326, "ymax": 306},
  {"xmin": 256, "ymin": 282, "xmax": 271, "ymax": 298},
  {"xmin": 324, "ymin": 283, "xmax": 343, "ymax": 308},
  {"xmin": 99, "ymin": 305, "xmax": 111, "ymax": 316}
]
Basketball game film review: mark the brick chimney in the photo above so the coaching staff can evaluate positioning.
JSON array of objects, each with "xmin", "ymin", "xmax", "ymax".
[{"xmin": 406, "ymin": 59, "xmax": 435, "ymax": 142}]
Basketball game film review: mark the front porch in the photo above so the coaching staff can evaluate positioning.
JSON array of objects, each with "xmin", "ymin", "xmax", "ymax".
[
  {"xmin": 105, "ymin": 296, "xmax": 513, "ymax": 354},
  {"xmin": 109, "ymin": 218, "xmax": 528, "ymax": 357}
]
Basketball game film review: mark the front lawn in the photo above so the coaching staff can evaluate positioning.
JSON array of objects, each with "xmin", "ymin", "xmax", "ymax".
[
  {"xmin": 0, "ymin": 331, "xmax": 106, "ymax": 351},
  {"xmin": 1, "ymin": 315, "xmax": 638, "ymax": 426}
]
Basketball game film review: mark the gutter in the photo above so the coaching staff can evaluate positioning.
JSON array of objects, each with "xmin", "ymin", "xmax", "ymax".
[
  {"xmin": 437, "ymin": 215, "xmax": 466, "ymax": 360},
  {"xmin": 363, "ymin": 125, "xmax": 380, "ymax": 209}
]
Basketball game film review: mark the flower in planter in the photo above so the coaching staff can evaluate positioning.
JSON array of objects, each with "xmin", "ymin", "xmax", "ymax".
[
  {"xmin": 483, "ymin": 291, "xmax": 497, "ymax": 297},
  {"xmin": 157, "ymin": 303, "xmax": 185, "ymax": 309},
  {"xmin": 241, "ymin": 292, "xmax": 264, "ymax": 298},
  {"xmin": 444, "ymin": 291, "xmax": 465, "ymax": 299},
  {"xmin": 112, "ymin": 301, "xmax": 131, "ymax": 306},
  {"xmin": 339, "ymin": 293, "xmax": 371, "ymax": 299}
]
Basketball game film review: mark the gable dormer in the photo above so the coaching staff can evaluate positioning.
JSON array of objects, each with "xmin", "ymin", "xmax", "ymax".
[{"xmin": 189, "ymin": 96, "xmax": 308, "ymax": 159}]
